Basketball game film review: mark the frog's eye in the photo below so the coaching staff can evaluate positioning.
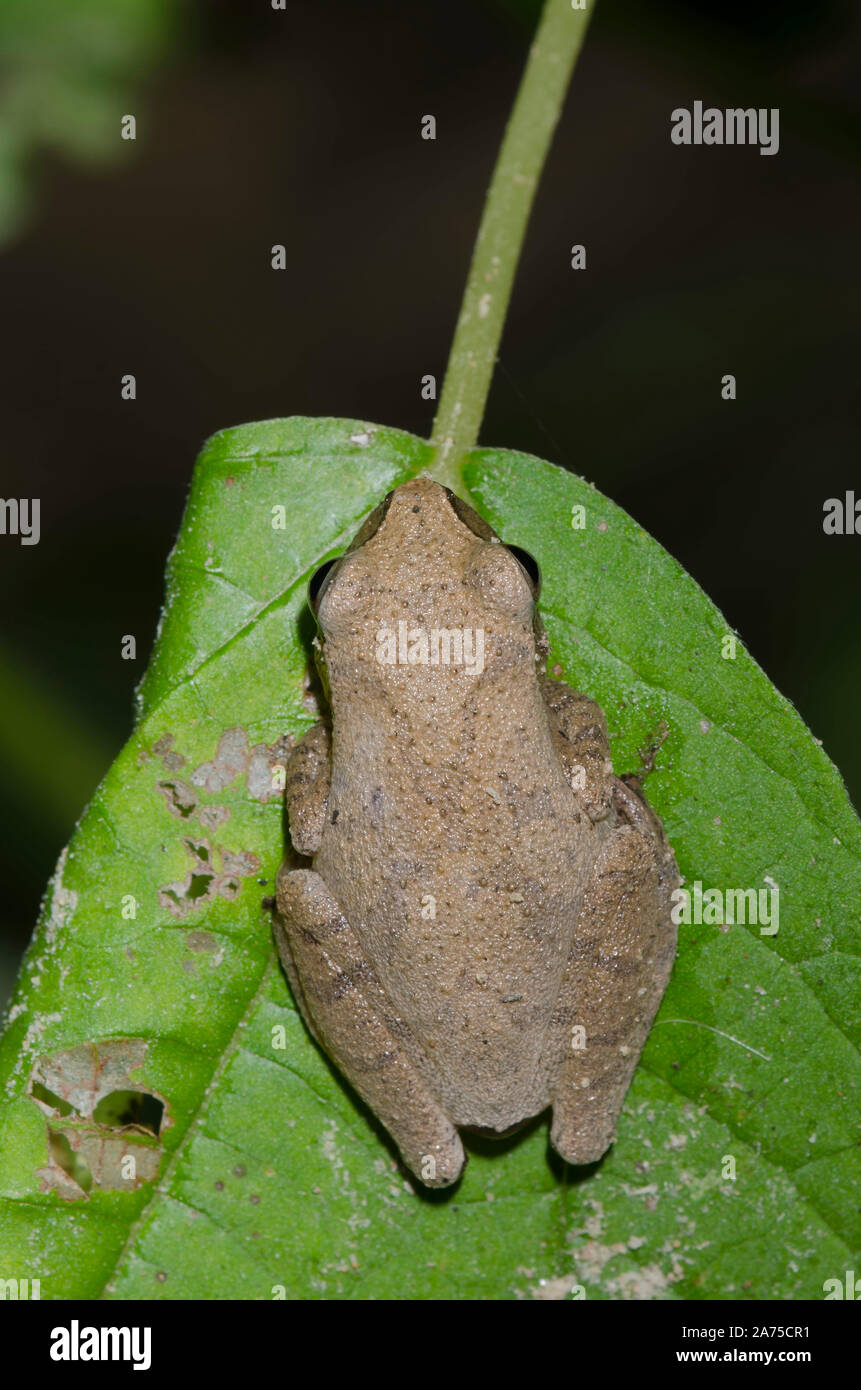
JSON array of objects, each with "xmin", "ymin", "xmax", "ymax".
[
  {"xmin": 309, "ymin": 557, "xmax": 341, "ymax": 613},
  {"xmin": 506, "ymin": 545, "xmax": 541, "ymax": 598}
]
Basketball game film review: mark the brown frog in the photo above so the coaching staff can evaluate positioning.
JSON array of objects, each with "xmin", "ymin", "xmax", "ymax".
[{"xmin": 275, "ymin": 477, "xmax": 678, "ymax": 1187}]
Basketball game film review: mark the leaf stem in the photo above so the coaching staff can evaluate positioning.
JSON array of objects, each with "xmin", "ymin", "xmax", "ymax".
[{"xmin": 429, "ymin": 0, "xmax": 596, "ymax": 493}]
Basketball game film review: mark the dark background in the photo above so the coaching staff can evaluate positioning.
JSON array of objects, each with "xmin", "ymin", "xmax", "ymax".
[{"xmin": 1, "ymin": 0, "xmax": 859, "ymax": 1008}]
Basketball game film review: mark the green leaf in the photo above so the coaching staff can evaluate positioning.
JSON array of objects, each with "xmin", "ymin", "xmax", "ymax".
[
  {"xmin": 0, "ymin": 0, "xmax": 177, "ymax": 243},
  {"xmin": 0, "ymin": 417, "xmax": 858, "ymax": 1300}
]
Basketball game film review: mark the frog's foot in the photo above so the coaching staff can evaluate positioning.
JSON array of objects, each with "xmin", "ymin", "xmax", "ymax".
[
  {"xmin": 274, "ymin": 867, "xmax": 465, "ymax": 1188},
  {"xmin": 544, "ymin": 785, "xmax": 679, "ymax": 1166},
  {"xmin": 540, "ymin": 675, "xmax": 614, "ymax": 823}
]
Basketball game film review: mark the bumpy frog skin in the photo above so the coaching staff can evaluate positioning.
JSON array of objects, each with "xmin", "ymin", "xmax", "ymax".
[{"xmin": 275, "ymin": 477, "xmax": 678, "ymax": 1187}]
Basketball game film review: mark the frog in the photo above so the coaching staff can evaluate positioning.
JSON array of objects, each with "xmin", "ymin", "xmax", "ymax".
[{"xmin": 274, "ymin": 476, "xmax": 679, "ymax": 1188}]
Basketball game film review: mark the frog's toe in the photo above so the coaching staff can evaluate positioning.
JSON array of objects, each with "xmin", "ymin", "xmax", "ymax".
[
  {"xmin": 550, "ymin": 1110, "xmax": 614, "ymax": 1168},
  {"xmin": 406, "ymin": 1128, "xmax": 466, "ymax": 1188}
]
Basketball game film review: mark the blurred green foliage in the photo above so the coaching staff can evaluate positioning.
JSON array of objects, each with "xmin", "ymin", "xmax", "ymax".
[{"xmin": 0, "ymin": 0, "xmax": 178, "ymax": 241}]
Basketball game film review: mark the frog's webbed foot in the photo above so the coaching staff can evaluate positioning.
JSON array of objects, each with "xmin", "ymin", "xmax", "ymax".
[
  {"xmin": 285, "ymin": 721, "xmax": 331, "ymax": 855},
  {"xmin": 544, "ymin": 780, "xmax": 679, "ymax": 1166},
  {"xmin": 540, "ymin": 675, "xmax": 614, "ymax": 823},
  {"xmin": 274, "ymin": 866, "xmax": 465, "ymax": 1188}
]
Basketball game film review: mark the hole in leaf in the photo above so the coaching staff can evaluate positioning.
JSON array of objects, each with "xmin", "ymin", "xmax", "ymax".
[
  {"xmin": 92, "ymin": 1090, "xmax": 164, "ymax": 1136},
  {"xmin": 31, "ymin": 1082, "xmax": 76, "ymax": 1117},
  {"xmin": 157, "ymin": 780, "xmax": 197, "ymax": 818},
  {"xmin": 187, "ymin": 872, "xmax": 215, "ymax": 902},
  {"xmin": 48, "ymin": 1130, "xmax": 93, "ymax": 1194}
]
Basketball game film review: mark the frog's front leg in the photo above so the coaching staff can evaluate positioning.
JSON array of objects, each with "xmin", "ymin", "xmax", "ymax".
[
  {"xmin": 544, "ymin": 778, "xmax": 679, "ymax": 1164},
  {"xmin": 275, "ymin": 868, "xmax": 465, "ymax": 1188},
  {"xmin": 284, "ymin": 720, "xmax": 331, "ymax": 855}
]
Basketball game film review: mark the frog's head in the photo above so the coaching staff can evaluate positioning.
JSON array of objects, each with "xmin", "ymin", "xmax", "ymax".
[{"xmin": 306, "ymin": 478, "xmax": 548, "ymax": 696}]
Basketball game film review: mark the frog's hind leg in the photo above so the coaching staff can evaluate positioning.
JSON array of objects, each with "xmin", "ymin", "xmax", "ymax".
[
  {"xmin": 275, "ymin": 866, "xmax": 465, "ymax": 1188},
  {"xmin": 544, "ymin": 779, "xmax": 678, "ymax": 1166}
]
